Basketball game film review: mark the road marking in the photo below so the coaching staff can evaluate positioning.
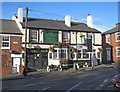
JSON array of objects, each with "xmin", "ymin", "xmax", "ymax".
[
  {"xmin": 100, "ymin": 84, "xmax": 103, "ymax": 87},
  {"xmin": 42, "ymin": 87, "xmax": 50, "ymax": 90},
  {"xmin": 24, "ymin": 84, "xmax": 35, "ymax": 87},
  {"xmin": 67, "ymin": 82, "xmax": 82, "ymax": 92},
  {"xmin": 100, "ymin": 79, "xmax": 108, "ymax": 87},
  {"xmin": 108, "ymin": 85, "xmax": 114, "ymax": 88}
]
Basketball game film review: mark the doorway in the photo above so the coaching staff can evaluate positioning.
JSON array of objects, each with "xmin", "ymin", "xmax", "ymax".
[{"xmin": 106, "ymin": 48, "xmax": 111, "ymax": 61}]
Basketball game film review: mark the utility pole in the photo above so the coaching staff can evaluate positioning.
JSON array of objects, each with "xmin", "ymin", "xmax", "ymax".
[
  {"xmin": 23, "ymin": 7, "xmax": 28, "ymax": 76},
  {"xmin": 91, "ymin": 33, "xmax": 94, "ymax": 68}
]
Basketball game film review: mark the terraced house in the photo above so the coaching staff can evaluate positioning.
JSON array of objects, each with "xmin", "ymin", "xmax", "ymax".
[
  {"xmin": 0, "ymin": 19, "xmax": 23, "ymax": 75},
  {"xmin": 12, "ymin": 8, "xmax": 102, "ymax": 71},
  {"xmin": 102, "ymin": 23, "xmax": 120, "ymax": 64}
]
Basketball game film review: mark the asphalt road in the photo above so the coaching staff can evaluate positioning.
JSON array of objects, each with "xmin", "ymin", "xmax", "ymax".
[{"xmin": 2, "ymin": 64, "xmax": 119, "ymax": 91}]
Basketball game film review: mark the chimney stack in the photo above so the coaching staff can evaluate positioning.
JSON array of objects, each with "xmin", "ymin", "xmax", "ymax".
[
  {"xmin": 87, "ymin": 13, "xmax": 93, "ymax": 28},
  {"xmin": 116, "ymin": 23, "xmax": 120, "ymax": 28},
  {"xmin": 65, "ymin": 15, "xmax": 71, "ymax": 27},
  {"xmin": 18, "ymin": 7, "xmax": 23, "ymax": 23}
]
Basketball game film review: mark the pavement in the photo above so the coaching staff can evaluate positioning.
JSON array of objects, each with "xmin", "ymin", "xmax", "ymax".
[{"xmin": 1, "ymin": 63, "xmax": 116, "ymax": 81}]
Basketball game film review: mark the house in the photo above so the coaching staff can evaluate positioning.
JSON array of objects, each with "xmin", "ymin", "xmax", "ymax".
[
  {"xmin": 12, "ymin": 7, "xmax": 102, "ymax": 71},
  {"xmin": 0, "ymin": 19, "xmax": 23, "ymax": 75},
  {"xmin": 102, "ymin": 23, "xmax": 120, "ymax": 64}
]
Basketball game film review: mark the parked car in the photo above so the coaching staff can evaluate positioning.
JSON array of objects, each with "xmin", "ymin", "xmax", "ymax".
[{"xmin": 112, "ymin": 74, "xmax": 120, "ymax": 90}]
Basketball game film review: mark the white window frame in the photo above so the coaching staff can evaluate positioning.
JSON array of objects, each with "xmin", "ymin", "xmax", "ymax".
[
  {"xmin": 106, "ymin": 34, "xmax": 110, "ymax": 43},
  {"xmin": 115, "ymin": 32, "xmax": 120, "ymax": 42},
  {"xmin": 116, "ymin": 47, "xmax": 120, "ymax": 57},
  {"xmin": 30, "ymin": 30, "xmax": 39, "ymax": 43},
  {"xmin": 1, "ymin": 35, "xmax": 10, "ymax": 49}
]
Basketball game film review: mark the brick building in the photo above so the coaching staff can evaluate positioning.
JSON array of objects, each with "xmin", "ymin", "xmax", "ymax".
[
  {"xmin": 102, "ymin": 23, "xmax": 120, "ymax": 64},
  {"xmin": 0, "ymin": 19, "xmax": 23, "ymax": 75}
]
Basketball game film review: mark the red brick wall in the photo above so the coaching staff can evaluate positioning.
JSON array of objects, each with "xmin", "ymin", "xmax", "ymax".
[
  {"xmin": 102, "ymin": 35, "xmax": 112, "ymax": 64},
  {"xmin": 10, "ymin": 36, "xmax": 22, "ymax": 53},
  {"xmin": 102, "ymin": 33, "xmax": 120, "ymax": 63},
  {"xmin": 0, "ymin": 35, "xmax": 22, "ymax": 75},
  {"xmin": 1, "ymin": 66, "xmax": 12, "ymax": 76},
  {"xmin": 111, "ymin": 33, "xmax": 120, "ymax": 62}
]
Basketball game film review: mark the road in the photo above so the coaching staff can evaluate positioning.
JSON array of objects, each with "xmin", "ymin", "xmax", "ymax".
[{"xmin": 2, "ymin": 64, "xmax": 119, "ymax": 91}]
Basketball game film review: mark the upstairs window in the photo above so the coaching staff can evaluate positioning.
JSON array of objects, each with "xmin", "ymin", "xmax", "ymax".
[
  {"xmin": 115, "ymin": 32, "xmax": 120, "ymax": 42},
  {"xmin": 30, "ymin": 30, "xmax": 38, "ymax": 43},
  {"xmin": 63, "ymin": 32, "xmax": 69, "ymax": 43},
  {"xmin": 1, "ymin": 36, "xmax": 10, "ymax": 49},
  {"xmin": 106, "ymin": 34, "xmax": 110, "ymax": 43}
]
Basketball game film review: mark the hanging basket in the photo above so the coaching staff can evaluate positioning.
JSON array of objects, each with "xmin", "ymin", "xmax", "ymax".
[
  {"xmin": 71, "ymin": 47, "xmax": 77, "ymax": 52},
  {"xmin": 49, "ymin": 46, "xmax": 54, "ymax": 52},
  {"xmin": 98, "ymin": 48, "xmax": 102, "ymax": 52}
]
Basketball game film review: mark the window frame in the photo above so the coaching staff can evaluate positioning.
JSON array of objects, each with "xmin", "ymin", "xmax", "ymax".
[
  {"xmin": 30, "ymin": 29, "xmax": 39, "ymax": 43},
  {"xmin": 1, "ymin": 35, "xmax": 10, "ymax": 49},
  {"xmin": 115, "ymin": 32, "xmax": 120, "ymax": 42},
  {"xmin": 106, "ymin": 34, "xmax": 110, "ymax": 43},
  {"xmin": 116, "ymin": 47, "xmax": 120, "ymax": 57}
]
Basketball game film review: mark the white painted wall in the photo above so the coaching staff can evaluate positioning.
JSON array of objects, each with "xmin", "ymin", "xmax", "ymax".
[
  {"xmin": 59, "ymin": 31, "xmax": 62, "ymax": 42},
  {"xmin": 71, "ymin": 32, "xmax": 76, "ymax": 44},
  {"xmin": 94, "ymin": 33, "xmax": 102, "ymax": 45}
]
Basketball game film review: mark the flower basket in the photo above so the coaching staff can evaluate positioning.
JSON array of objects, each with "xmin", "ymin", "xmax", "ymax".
[
  {"xmin": 98, "ymin": 48, "xmax": 102, "ymax": 52},
  {"xmin": 49, "ymin": 46, "xmax": 54, "ymax": 52},
  {"xmin": 71, "ymin": 47, "xmax": 77, "ymax": 52},
  {"xmin": 60, "ymin": 59, "xmax": 68, "ymax": 65}
]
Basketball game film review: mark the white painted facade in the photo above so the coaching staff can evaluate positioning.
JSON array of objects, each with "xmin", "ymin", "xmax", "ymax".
[{"xmin": 12, "ymin": 8, "xmax": 102, "ymax": 69}]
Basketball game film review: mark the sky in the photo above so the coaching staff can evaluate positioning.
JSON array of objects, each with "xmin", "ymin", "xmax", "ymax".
[{"xmin": 1, "ymin": 2, "xmax": 118, "ymax": 32}]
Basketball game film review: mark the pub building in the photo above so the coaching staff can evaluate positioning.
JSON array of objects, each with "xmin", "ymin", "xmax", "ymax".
[{"xmin": 12, "ymin": 8, "xmax": 102, "ymax": 71}]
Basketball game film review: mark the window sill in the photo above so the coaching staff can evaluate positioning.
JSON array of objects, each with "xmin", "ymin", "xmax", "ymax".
[
  {"xmin": 115, "ymin": 40, "xmax": 120, "ymax": 42},
  {"xmin": 1, "ymin": 47, "xmax": 10, "ymax": 49},
  {"xmin": 116, "ymin": 56, "xmax": 120, "ymax": 57}
]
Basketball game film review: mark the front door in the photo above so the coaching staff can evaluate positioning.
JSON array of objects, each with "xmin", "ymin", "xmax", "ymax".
[
  {"xmin": 106, "ymin": 48, "xmax": 111, "ymax": 61},
  {"xmin": 35, "ymin": 52, "xmax": 48, "ymax": 69},
  {"xmin": 13, "ymin": 58, "xmax": 20, "ymax": 73}
]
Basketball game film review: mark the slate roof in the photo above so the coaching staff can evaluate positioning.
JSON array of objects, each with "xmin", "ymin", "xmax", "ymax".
[
  {"xmin": 0, "ymin": 19, "xmax": 22, "ymax": 35},
  {"xmin": 102, "ymin": 27, "xmax": 120, "ymax": 35},
  {"xmin": 21, "ymin": 17, "xmax": 101, "ymax": 33}
]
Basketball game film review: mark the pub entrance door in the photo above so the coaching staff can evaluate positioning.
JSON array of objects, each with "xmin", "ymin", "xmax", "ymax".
[{"xmin": 27, "ymin": 49, "xmax": 48, "ymax": 69}]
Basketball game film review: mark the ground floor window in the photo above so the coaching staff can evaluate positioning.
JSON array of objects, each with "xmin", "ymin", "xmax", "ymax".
[
  {"xmin": 116, "ymin": 47, "xmax": 120, "ymax": 57},
  {"xmin": 61, "ymin": 49, "xmax": 66, "ymax": 59},
  {"xmin": 53, "ymin": 50, "xmax": 57, "ymax": 59}
]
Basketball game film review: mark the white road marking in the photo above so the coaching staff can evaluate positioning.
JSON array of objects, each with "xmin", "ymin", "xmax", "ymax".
[
  {"xmin": 24, "ymin": 84, "xmax": 35, "ymax": 87},
  {"xmin": 67, "ymin": 82, "xmax": 82, "ymax": 92},
  {"xmin": 42, "ymin": 87, "xmax": 50, "ymax": 90},
  {"xmin": 100, "ymin": 84, "xmax": 103, "ymax": 87},
  {"xmin": 108, "ymin": 85, "xmax": 114, "ymax": 88},
  {"xmin": 100, "ymin": 79, "xmax": 108, "ymax": 87}
]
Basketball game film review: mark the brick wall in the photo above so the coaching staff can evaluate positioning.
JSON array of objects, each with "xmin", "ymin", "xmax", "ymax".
[
  {"xmin": 0, "ymin": 35, "xmax": 22, "ymax": 75},
  {"xmin": 102, "ymin": 35, "xmax": 112, "ymax": 64},
  {"xmin": 102, "ymin": 33, "xmax": 120, "ymax": 63},
  {"xmin": 111, "ymin": 33, "xmax": 120, "ymax": 62}
]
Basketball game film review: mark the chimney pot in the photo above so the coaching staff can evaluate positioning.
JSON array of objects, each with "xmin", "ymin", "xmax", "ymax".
[
  {"xmin": 65, "ymin": 15, "xmax": 71, "ymax": 27},
  {"xmin": 18, "ymin": 7, "xmax": 23, "ymax": 23}
]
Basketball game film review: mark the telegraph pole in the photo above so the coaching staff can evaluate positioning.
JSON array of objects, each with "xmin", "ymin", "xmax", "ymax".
[
  {"xmin": 23, "ymin": 7, "xmax": 28, "ymax": 76},
  {"xmin": 91, "ymin": 33, "xmax": 94, "ymax": 68}
]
